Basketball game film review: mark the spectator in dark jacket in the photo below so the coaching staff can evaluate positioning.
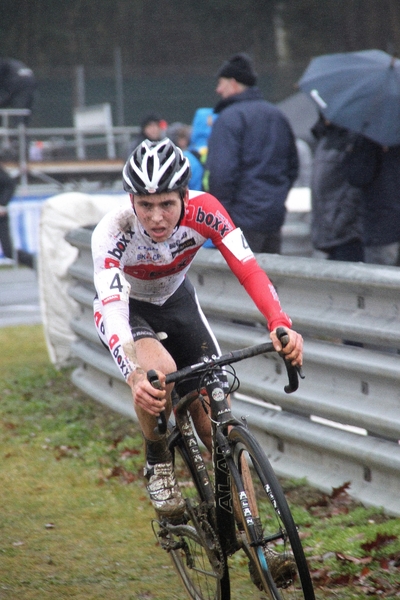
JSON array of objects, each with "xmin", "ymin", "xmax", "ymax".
[
  {"xmin": 0, "ymin": 167, "xmax": 16, "ymax": 260},
  {"xmin": 0, "ymin": 165, "xmax": 34, "ymax": 268},
  {"xmin": 345, "ymin": 136, "xmax": 400, "ymax": 266},
  {"xmin": 0, "ymin": 58, "xmax": 36, "ymax": 125},
  {"xmin": 310, "ymin": 116, "xmax": 364, "ymax": 262},
  {"xmin": 364, "ymin": 144, "xmax": 400, "ymax": 265},
  {"xmin": 206, "ymin": 53, "xmax": 298, "ymax": 253},
  {"xmin": 0, "ymin": 58, "xmax": 36, "ymax": 266}
]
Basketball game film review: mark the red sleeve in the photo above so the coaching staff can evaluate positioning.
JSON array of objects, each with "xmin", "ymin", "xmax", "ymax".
[
  {"xmin": 218, "ymin": 244, "xmax": 292, "ymax": 331},
  {"xmin": 186, "ymin": 192, "xmax": 292, "ymax": 331}
]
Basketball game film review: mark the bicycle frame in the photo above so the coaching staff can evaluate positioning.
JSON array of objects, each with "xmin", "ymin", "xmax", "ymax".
[
  {"xmin": 170, "ymin": 368, "xmax": 258, "ymax": 556},
  {"xmin": 152, "ymin": 334, "xmax": 313, "ymax": 600}
]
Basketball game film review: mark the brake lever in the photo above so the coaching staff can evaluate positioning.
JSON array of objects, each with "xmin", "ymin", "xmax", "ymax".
[
  {"xmin": 276, "ymin": 327, "xmax": 304, "ymax": 394},
  {"xmin": 147, "ymin": 369, "xmax": 167, "ymax": 434}
]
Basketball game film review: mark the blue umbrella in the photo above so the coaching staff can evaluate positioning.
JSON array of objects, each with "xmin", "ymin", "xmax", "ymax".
[{"xmin": 298, "ymin": 49, "xmax": 400, "ymax": 147}]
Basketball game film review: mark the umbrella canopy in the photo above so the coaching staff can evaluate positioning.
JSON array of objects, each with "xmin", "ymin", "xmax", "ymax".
[
  {"xmin": 298, "ymin": 49, "xmax": 400, "ymax": 147},
  {"xmin": 277, "ymin": 91, "xmax": 319, "ymax": 146}
]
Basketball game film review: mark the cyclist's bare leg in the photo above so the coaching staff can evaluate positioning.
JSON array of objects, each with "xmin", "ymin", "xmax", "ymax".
[
  {"xmin": 130, "ymin": 337, "xmax": 186, "ymax": 516},
  {"xmin": 189, "ymin": 393, "xmax": 232, "ymax": 452},
  {"xmin": 189, "ymin": 395, "xmax": 258, "ymax": 526},
  {"xmin": 132, "ymin": 337, "xmax": 176, "ymax": 440},
  {"xmin": 189, "ymin": 397, "xmax": 212, "ymax": 451}
]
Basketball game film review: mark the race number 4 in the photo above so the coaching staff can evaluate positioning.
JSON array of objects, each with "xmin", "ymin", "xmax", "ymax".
[{"xmin": 94, "ymin": 267, "xmax": 131, "ymax": 304}]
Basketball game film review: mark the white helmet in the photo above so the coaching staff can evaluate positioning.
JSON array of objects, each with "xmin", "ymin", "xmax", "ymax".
[{"xmin": 123, "ymin": 138, "xmax": 191, "ymax": 194}]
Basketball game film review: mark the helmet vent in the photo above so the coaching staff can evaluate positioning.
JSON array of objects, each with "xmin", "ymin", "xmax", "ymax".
[{"xmin": 123, "ymin": 138, "xmax": 191, "ymax": 195}]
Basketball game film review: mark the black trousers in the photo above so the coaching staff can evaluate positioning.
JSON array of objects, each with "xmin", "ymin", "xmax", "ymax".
[
  {"xmin": 127, "ymin": 278, "xmax": 228, "ymax": 397},
  {"xmin": 0, "ymin": 167, "xmax": 17, "ymax": 258},
  {"xmin": 240, "ymin": 227, "xmax": 282, "ymax": 254}
]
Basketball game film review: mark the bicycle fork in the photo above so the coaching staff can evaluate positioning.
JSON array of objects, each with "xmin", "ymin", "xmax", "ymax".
[
  {"xmin": 215, "ymin": 429, "xmax": 260, "ymax": 542},
  {"xmin": 216, "ymin": 427, "xmax": 283, "ymax": 600}
]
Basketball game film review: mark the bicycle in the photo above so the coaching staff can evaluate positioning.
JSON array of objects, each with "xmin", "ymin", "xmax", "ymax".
[{"xmin": 147, "ymin": 327, "xmax": 315, "ymax": 600}]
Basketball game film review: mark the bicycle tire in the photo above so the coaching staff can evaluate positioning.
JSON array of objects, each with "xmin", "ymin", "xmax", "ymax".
[
  {"xmin": 157, "ymin": 434, "xmax": 230, "ymax": 600},
  {"xmin": 165, "ymin": 520, "xmax": 226, "ymax": 600},
  {"xmin": 229, "ymin": 425, "xmax": 315, "ymax": 600}
]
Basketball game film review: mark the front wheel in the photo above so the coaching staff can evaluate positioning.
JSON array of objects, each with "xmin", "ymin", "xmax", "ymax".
[{"xmin": 229, "ymin": 426, "xmax": 315, "ymax": 600}]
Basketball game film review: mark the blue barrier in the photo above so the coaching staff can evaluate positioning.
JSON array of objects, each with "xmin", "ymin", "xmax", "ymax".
[
  {"xmin": 0, "ymin": 189, "xmax": 125, "ymax": 260},
  {"xmin": 8, "ymin": 195, "xmax": 50, "ymax": 255},
  {"xmin": 0, "ymin": 194, "xmax": 51, "ymax": 260}
]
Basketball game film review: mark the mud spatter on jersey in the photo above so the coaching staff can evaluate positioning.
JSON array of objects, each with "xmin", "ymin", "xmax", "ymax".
[{"xmin": 91, "ymin": 190, "xmax": 292, "ymax": 380}]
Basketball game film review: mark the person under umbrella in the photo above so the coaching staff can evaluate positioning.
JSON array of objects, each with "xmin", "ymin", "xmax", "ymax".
[{"xmin": 299, "ymin": 49, "xmax": 400, "ymax": 265}]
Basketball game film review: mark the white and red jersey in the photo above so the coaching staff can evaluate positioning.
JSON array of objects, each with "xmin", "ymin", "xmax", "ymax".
[{"xmin": 92, "ymin": 190, "xmax": 292, "ymax": 378}]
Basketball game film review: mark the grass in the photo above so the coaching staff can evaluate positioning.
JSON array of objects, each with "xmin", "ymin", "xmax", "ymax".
[
  {"xmin": 1, "ymin": 324, "xmax": 400, "ymax": 599},
  {"xmin": 0, "ymin": 325, "xmax": 179, "ymax": 599}
]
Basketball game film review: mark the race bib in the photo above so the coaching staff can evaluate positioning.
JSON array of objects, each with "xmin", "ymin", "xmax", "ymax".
[
  {"xmin": 221, "ymin": 228, "xmax": 254, "ymax": 262},
  {"xmin": 94, "ymin": 268, "xmax": 131, "ymax": 305}
]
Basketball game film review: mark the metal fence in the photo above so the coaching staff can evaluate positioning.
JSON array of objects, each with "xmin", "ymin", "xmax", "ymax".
[
  {"xmin": 66, "ymin": 227, "xmax": 400, "ymax": 516},
  {"xmin": 0, "ymin": 107, "xmax": 139, "ymax": 187}
]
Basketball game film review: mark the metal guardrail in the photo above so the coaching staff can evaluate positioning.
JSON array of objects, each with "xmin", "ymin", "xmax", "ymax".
[{"xmin": 66, "ymin": 227, "xmax": 400, "ymax": 516}]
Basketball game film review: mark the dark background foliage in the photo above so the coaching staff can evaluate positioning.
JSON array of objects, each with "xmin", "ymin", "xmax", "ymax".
[{"xmin": 1, "ymin": 0, "xmax": 399, "ymax": 128}]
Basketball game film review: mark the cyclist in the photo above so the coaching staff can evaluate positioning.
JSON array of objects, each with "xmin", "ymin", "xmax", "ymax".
[{"xmin": 91, "ymin": 138, "xmax": 303, "ymax": 518}]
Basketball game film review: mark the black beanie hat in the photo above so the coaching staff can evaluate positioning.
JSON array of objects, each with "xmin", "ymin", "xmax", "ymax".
[
  {"xmin": 141, "ymin": 113, "xmax": 161, "ymax": 130},
  {"xmin": 217, "ymin": 52, "xmax": 257, "ymax": 86}
]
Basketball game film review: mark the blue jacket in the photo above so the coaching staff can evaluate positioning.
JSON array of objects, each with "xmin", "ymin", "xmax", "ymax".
[
  {"xmin": 185, "ymin": 149, "xmax": 204, "ymax": 191},
  {"xmin": 206, "ymin": 87, "xmax": 298, "ymax": 233},
  {"xmin": 190, "ymin": 107, "xmax": 215, "ymax": 153}
]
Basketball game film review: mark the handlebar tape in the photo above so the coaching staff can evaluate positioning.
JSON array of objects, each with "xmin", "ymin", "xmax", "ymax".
[{"xmin": 276, "ymin": 327, "xmax": 301, "ymax": 393}]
